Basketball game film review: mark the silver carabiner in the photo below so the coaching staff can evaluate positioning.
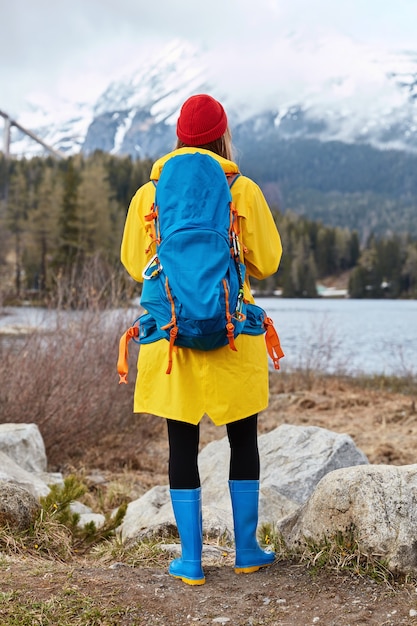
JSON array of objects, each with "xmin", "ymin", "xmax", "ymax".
[{"xmin": 142, "ymin": 254, "xmax": 163, "ymax": 280}]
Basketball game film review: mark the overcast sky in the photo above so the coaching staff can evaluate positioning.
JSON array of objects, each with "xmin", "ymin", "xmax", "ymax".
[{"xmin": 1, "ymin": 0, "xmax": 417, "ymax": 118}]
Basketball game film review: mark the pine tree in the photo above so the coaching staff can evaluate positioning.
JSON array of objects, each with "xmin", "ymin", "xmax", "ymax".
[
  {"xmin": 26, "ymin": 165, "xmax": 62, "ymax": 293},
  {"xmin": 5, "ymin": 168, "xmax": 29, "ymax": 296},
  {"xmin": 57, "ymin": 157, "xmax": 81, "ymax": 268}
]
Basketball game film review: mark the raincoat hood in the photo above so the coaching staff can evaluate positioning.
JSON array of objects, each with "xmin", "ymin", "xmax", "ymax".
[{"xmin": 150, "ymin": 147, "xmax": 240, "ymax": 181}]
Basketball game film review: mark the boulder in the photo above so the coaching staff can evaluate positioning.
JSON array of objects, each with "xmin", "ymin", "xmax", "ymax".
[
  {"xmin": 278, "ymin": 464, "xmax": 417, "ymax": 574},
  {"xmin": 0, "ymin": 423, "xmax": 47, "ymax": 473},
  {"xmin": 120, "ymin": 485, "xmax": 174, "ymax": 542},
  {"xmin": 0, "ymin": 450, "xmax": 51, "ymax": 498},
  {"xmin": 0, "ymin": 480, "xmax": 40, "ymax": 530},
  {"xmin": 259, "ymin": 424, "xmax": 369, "ymax": 504},
  {"xmin": 119, "ymin": 424, "xmax": 367, "ymax": 543}
]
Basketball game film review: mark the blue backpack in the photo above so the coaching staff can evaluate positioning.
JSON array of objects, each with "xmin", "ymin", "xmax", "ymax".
[{"xmin": 118, "ymin": 152, "xmax": 284, "ymax": 380}]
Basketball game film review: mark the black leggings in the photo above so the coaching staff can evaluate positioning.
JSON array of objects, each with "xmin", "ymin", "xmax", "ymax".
[{"xmin": 166, "ymin": 414, "xmax": 260, "ymax": 489}]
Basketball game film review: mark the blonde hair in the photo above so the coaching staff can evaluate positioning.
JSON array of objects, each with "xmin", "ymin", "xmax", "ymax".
[{"xmin": 175, "ymin": 127, "xmax": 234, "ymax": 161}]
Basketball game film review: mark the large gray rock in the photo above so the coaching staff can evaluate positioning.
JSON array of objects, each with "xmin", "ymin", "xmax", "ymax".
[
  {"xmin": 278, "ymin": 464, "xmax": 417, "ymax": 574},
  {"xmin": 0, "ymin": 423, "xmax": 47, "ymax": 473},
  {"xmin": 0, "ymin": 480, "xmax": 40, "ymax": 530},
  {"xmin": 260, "ymin": 424, "xmax": 369, "ymax": 504},
  {"xmin": 0, "ymin": 450, "xmax": 51, "ymax": 498},
  {"xmin": 198, "ymin": 423, "xmax": 368, "ymax": 509},
  {"xmin": 198, "ymin": 434, "xmax": 301, "ymax": 530},
  {"xmin": 119, "ymin": 424, "xmax": 367, "ymax": 543},
  {"xmin": 120, "ymin": 485, "xmax": 174, "ymax": 542}
]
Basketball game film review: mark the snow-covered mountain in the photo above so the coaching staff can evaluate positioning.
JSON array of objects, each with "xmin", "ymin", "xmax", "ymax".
[{"xmin": 6, "ymin": 38, "xmax": 417, "ymax": 159}]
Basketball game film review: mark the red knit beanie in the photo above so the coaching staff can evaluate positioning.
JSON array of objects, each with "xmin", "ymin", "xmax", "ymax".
[{"xmin": 176, "ymin": 94, "xmax": 228, "ymax": 146}]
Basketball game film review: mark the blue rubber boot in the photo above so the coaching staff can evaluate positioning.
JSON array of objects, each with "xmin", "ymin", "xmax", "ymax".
[
  {"xmin": 169, "ymin": 488, "xmax": 205, "ymax": 585},
  {"xmin": 229, "ymin": 480, "xmax": 275, "ymax": 574}
]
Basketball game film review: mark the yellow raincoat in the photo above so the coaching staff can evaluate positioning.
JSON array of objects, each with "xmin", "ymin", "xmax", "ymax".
[{"xmin": 121, "ymin": 148, "xmax": 282, "ymax": 425}]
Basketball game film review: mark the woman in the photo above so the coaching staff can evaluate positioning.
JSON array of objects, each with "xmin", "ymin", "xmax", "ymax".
[{"xmin": 121, "ymin": 94, "xmax": 282, "ymax": 585}]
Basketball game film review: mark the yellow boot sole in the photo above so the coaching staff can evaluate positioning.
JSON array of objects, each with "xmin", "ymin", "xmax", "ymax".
[
  {"xmin": 234, "ymin": 563, "xmax": 273, "ymax": 574},
  {"xmin": 170, "ymin": 573, "xmax": 206, "ymax": 585}
]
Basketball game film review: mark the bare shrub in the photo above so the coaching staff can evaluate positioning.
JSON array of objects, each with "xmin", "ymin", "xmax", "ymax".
[
  {"xmin": 49, "ymin": 254, "xmax": 137, "ymax": 310},
  {"xmin": 0, "ymin": 309, "xmax": 160, "ymax": 469},
  {"xmin": 284, "ymin": 313, "xmax": 352, "ymax": 389}
]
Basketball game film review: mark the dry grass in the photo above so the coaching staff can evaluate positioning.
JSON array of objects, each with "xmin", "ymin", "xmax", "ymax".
[{"xmin": 259, "ymin": 522, "xmax": 397, "ymax": 585}]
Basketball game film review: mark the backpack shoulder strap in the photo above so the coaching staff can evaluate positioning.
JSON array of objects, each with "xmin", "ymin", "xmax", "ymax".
[{"xmin": 226, "ymin": 172, "xmax": 241, "ymax": 189}]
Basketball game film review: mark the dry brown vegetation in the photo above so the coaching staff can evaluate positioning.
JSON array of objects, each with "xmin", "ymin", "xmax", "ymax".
[{"xmin": 0, "ymin": 310, "xmax": 144, "ymax": 469}]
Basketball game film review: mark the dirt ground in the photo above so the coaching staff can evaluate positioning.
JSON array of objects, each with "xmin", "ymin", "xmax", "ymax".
[{"xmin": 4, "ymin": 372, "xmax": 417, "ymax": 625}]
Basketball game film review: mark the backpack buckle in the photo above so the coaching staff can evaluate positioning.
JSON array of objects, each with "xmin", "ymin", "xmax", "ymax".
[
  {"xmin": 233, "ymin": 310, "xmax": 246, "ymax": 322},
  {"xmin": 232, "ymin": 291, "xmax": 246, "ymax": 322},
  {"xmin": 142, "ymin": 254, "xmax": 163, "ymax": 280}
]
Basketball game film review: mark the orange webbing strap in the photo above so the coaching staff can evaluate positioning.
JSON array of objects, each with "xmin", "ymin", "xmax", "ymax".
[
  {"xmin": 230, "ymin": 202, "xmax": 240, "ymax": 236},
  {"xmin": 223, "ymin": 279, "xmax": 238, "ymax": 352},
  {"xmin": 263, "ymin": 316, "xmax": 285, "ymax": 370},
  {"xmin": 229, "ymin": 201, "xmax": 249, "ymax": 256},
  {"xmin": 117, "ymin": 325, "xmax": 139, "ymax": 384},
  {"xmin": 161, "ymin": 278, "xmax": 178, "ymax": 374},
  {"xmin": 229, "ymin": 202, "xmax": 240, "ymax": 252},
  {"xmin": 144, "ymin": 204, "xmax": 160, "ymax": 253},
  {"xmin": 166, "ymin": 327, "xmax": 178, "ymax": 375},
  {"xmin": 144, "ymin": 204, "xmax": 157, "ymax": 222}
]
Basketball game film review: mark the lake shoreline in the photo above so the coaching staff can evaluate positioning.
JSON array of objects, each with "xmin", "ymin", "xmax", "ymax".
[{"xmin": 1, "ymin": 299, "xmax": 417, "ymax": 377}]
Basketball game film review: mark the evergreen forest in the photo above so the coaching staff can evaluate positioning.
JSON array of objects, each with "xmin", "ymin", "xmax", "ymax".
[
  {"xmin": 0, "ymin": 150, "xmax": 416, "ymax": 308},
  {"xmin": 239, "ymin": 137, "xmax": 417, "ymax": 240}
]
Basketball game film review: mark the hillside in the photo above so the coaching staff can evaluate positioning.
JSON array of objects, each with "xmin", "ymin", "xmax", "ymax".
[{"xmin": 236, "ymin": 135, "xmax": 417, "ymax": 238}]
